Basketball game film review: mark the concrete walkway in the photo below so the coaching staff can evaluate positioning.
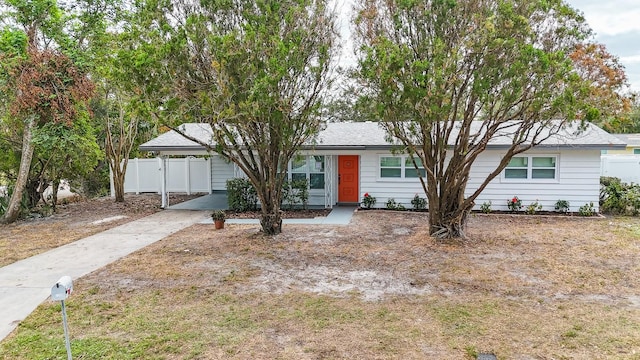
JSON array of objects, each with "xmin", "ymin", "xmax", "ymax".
[
  {"xmin": 201, "ymin": 206, "xmax": 357, "ymax": 225},
  {"xmin": 0, "ymin": 206, "xmax": 356, "ymax": 342},
  {"xmin": 0, "ymin": 210, "xmax": 208, "ymax": 341}
]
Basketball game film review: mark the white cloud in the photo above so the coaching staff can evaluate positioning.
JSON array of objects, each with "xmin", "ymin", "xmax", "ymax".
[
  {"xmin": 621, "ymin": 55, "xmax": 640, "ymax": 64},
  {"xmin": 567, "ymin": 0, "xmax": 640, "ymax": 36}
]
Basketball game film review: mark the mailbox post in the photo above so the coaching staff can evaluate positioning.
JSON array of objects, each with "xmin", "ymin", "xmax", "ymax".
[{"xmin": 51, "ymin": 276, "xmax": 73, "ymax": 360}]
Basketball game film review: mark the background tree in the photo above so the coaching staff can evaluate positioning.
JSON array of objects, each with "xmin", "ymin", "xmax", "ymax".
[
  {"xmin": 0, "ymin": 0, "xmax": 95, "ymax": 224},
  {"xmin": 569, "ymin": 42, "xmax": 633, "ymax": 132},
  {"xmin": 30, "ymin": 117, "xmax": 102, "ymax": 207},
  {"xmin": 142, "ymin": 0, "xmax": 338, "ymax": 234},
  {"xmin": 101, "ymin": 91, "xmax": 141, "ymax": 202},
  {"xmin": 353, "ymin": 0, "xmax": 606, "ymax": 239}
]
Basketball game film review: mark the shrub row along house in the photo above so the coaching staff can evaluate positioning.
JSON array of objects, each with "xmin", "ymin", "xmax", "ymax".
[{"xmin": 138, "ymin": 121, "xmax": 625, "ymax": 213}]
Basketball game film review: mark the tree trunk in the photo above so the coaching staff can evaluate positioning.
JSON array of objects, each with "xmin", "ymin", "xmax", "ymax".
[
  {"xmin": 427, "ymin": 175, "xmax": 474, "ymax": 239},
  {"xmin": 51, "ymin": 179, "xmax": 60, "ymax": 210},
  {"xmin": 1, "ymin": 116, "xmax": 36, "ymax": 224},
  {"xmin": 260, "ymin": 210, "xmax": 283, "ymax": 235},
  {"xmin": 429, "ymin": 208, "xmax": 471, "ymax": 239},
  {"xmin": 259, "ymin": 191, "xmax": 283, "ymax": 235},
  {"xmin": 109, "ymin": 158, "xmax": 127, "ymax": 203},
  {"xmin": 112, "ymin": 162, "xmax": 126, "ymax": 203}
]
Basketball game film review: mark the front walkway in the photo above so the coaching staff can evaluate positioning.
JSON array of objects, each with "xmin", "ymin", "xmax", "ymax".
[{"xmin": 167, "ymin": 192, "xmax": 228, "ymax": 210}]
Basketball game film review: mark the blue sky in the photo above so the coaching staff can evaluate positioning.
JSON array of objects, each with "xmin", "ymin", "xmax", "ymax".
[{"xmin": 565, "ymin": 0, "xmax": 640, "ymax": 92}]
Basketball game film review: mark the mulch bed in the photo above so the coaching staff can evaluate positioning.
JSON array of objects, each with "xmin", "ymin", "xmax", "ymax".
[{"xmin": 225, "ymin": 208, "xmax": 332, "ymax": 219}]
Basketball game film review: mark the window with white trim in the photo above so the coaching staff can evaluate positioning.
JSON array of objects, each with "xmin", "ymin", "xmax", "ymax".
[
  {"xmin": 379, "ymin": 156, "xmax": 426, "ymax": 179},
  {"xmin": 504, "ymin": 155, "xmax": 557, "ymax": 180},
  {"xmin": 289, "ymin": 156, "xmax": 325, "ymax": 190}
]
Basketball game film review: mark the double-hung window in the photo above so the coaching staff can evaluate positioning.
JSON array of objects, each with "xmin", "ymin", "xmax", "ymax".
[
  {"xmin": 379, "ymin": 155, "xmax": 425, "ymax": 179},
  {"xmin": 504, "ymin": 155, "xmax": 557, "ymax": 181},
  {"xmin": 289, "ymin": 156, "xmax": 325, "ymax": 190}
]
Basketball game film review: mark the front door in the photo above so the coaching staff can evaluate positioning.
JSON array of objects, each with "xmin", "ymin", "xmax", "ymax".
[{"xmin": 338, "ymin": 155, "xmax": 359, "ymax": 203}]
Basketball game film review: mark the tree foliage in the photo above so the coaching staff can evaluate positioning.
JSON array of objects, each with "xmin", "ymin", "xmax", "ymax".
[
  {"xmin": 0, "ymin": 0, "xmax": 95, "ymax": 224},
  {"xmin": 569, "ymin": 42, "xmax": 633, "ymax": 132},
  {"xmin": 138, "ymin": 0, "xmax": 338, "ymax": 234},
  {"xmin": 354, "ymin": 0, "xmax": 597, "ymax": 238}
]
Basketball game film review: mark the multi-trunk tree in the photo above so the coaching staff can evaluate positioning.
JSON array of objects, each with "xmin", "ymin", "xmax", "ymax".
[
  {"xmin": 139, "ymin": 0, "xmax": 338, "ymax": 234},
  {"xmin": 353, "ymin": 0, "xmax": 619, "ymax": 239}
]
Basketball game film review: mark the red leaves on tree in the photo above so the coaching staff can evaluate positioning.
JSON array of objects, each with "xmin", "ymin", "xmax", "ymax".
[
  {"xmin": 6, "ymin": 48, "xmax": 95, "ymax": 126},
  {"xmin": 569, "ymin": 43, "xmax": 632, "ymax": 124}
]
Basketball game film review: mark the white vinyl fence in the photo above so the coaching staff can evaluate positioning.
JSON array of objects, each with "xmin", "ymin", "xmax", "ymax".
[
  {"xmin": 112, "ymin": 157, "xmax": 212, "ymax": 196},
  {"xmin": 601, "ymin": 155, "xmax": 640, "ymax": 184}
]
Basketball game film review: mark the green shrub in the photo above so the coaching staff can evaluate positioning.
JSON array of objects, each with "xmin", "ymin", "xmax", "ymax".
[
  {"xmin": 554, "ymin": 200, "xmax": 570, "ymax": 214},
  {"xmin": 507, "ymin": 196, "xmax": 522, "ymax": 212},
  {"xmin": 410, "ymin": 194, "xmax": 427, "ymax": 210},
  {"xmin": 0, "ymin": 184, "xmax": 30, "ymax": 219},
  {"xmin": 385, "ymin": 198, "xmax": 405, "ymax": 210},
  {"xmin": 226, "ymin": 178, "xmax": 258, "ymax": 212},
  {"xmin": 578, "ymin": 202, "xmax": 596, "ymax": 216},
  {"xmin": 526, "ymin": 201, "xmax": 542, "ymax": 215},
  {"xmin": 362, "ymin": 193, "xmax": 376, "ymax": 209},
  {"xmin": 600, "ymin": 176, "xmax": 640, "ymax": 215},
  {"xmin": 282, "ymin": 178, "xmax": 309, "ymax": 210},
  {"xmin": 480, "ymin": 201, "xmax": 492, "ymax": 214}
]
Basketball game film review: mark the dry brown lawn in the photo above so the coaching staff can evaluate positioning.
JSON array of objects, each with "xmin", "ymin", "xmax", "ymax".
[
  {"xmin": 0, "ymin": 194, "xmax": 198, "ymax": 267},
  {"xmin": 1, "ymin": 201, "xmax": 640, "ymax": 359}
]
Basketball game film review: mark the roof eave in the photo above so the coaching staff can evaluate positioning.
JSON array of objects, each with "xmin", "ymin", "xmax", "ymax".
[
  {"xmin": 485, "ymin": 144, "xmax": 627, "ymax": 150},
  {"xmin": 139, "ymin": 145, "xmax": 208, "ymax": 152}
]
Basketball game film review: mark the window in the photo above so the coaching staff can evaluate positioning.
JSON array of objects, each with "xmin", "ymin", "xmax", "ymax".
[
  {"xmin": 504, "ymin": 155, "xmax": 557, "ymax": 181},
  {"xmin": 379, "ymin": 155, "xmax": 425, "ymax": 179},
  {"xmin": 288, "ymin": 156, "xmax": 325, "ymax": 190},
  {"xmin": 380, "ymin": 156, "xmax": 402, "ymax": 178},
  {"xmin": 633, "ymin": 149, "xmax": 640, "ymax": 154}
]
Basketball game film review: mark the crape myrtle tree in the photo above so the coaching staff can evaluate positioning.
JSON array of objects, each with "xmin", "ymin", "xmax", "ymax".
[
  {"xmin": 354, "ymin": 0, "xmax": 607, "ymax": 239},
  {"xmin": 93, "ymin": 1, "xmax": 162, "ymax": 203},
  {"xmin": 148, "ymin": 0, "xmax": 338, "ymax": 235}
]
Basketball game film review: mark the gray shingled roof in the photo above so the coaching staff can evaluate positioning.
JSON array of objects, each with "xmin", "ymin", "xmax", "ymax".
[
  {"xmin": 139, "ymin": 121, "xmax": 626, "ymax": 152},
  {"xmin": 613, "ymin": 134, "xmax": 640, "ymax": 147},
  {"xmin": 140, "ymin": 123, "xmax": 214, "ymax": 151}
]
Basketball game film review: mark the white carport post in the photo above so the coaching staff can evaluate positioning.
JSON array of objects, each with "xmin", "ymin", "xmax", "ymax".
[{"xmin": 159, "ymin": 156, "xmax": 168, "ymax": 208}]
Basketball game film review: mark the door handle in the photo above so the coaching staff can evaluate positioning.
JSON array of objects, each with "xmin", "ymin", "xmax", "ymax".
[{"xmin": 338, "ymin": 174, "xmax": 341, "ymax": 185}]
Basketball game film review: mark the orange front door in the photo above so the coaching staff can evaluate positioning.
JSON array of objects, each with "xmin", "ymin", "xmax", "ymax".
[{"xmin": 338, "ymin": 155, "xmax": 359, "ymax": 203}]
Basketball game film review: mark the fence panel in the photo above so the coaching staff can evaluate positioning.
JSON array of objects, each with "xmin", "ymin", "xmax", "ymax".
[
  {"xmin": 601, "ymin": 155, "xmax": 640, "ymax": 184},
  {"xmin": 115, "ymin": 157, "xmax": 211, "ymax": 195}
]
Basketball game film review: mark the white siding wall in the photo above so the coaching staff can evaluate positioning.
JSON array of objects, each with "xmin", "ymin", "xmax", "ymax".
[
  {"xmin": 357, "ymin": 149, "xmax": 601, "ymax": 212},
  {"xmin": 468, "ymin": 150, "xmax": 600, "ymax": 212},
  {"xmin": 359, "ymin": 152, "xmax": 425, "ymax": 208},
  {"xmin": 211, "ymin": 155, "xmax": 235, "ymax": 191}
]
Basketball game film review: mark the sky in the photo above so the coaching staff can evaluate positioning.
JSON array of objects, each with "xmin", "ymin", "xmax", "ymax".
[{"xmin": 565, "ymin": 0, "xmax": 640, "ymax": 92}]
